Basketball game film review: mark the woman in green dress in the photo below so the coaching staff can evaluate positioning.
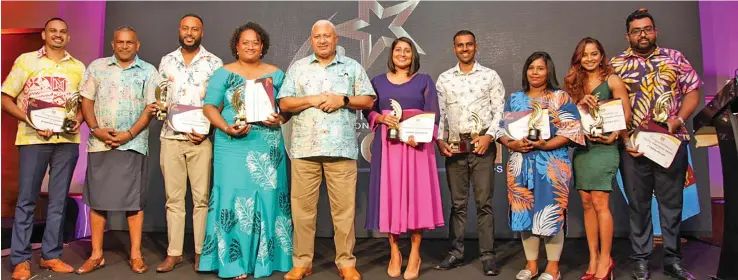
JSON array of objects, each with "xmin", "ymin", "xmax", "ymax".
[
  {"xmin": 564, "ymin": 37, "xmax": 631, "ymax": 280},
  {"xmin": 200, "ymin": 22, "xmax": 292, "ymax": 279}
]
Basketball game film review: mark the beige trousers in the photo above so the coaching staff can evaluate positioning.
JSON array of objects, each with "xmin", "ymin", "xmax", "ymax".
[
  {"xmin": 521, "ymin": 231, "xmax": 565, "ymax": 261},
  {"xmin": 291, "ymin": 157, "xmax": 357, "ymax": 269},
  {"xmin": 160, "ymin": 138, "xmax": 212, "ymax": 256}
]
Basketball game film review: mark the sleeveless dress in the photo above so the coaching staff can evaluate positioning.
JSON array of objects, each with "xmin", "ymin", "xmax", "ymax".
[
  {"xmin": 573, "ymin": 81, "xmax": 620, "ymax": 191},
  {"xmin": 198, "ymin": 68, "xmax": 292, "ymax": 278}
]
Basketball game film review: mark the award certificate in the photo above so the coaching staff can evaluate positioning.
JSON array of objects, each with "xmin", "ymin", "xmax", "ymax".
[
  {"xmin": 578, "ymin": 98, "xmax": 627, "ymax": 133},
  {"xmin": 504, "ymin": 109, "xmax": 551, "ymax": 140},
  {"xmin": 244, "ymin": 78, "xmax": 275, "ymax": 123},
  {"xmin": 168, "ymin": 104, "xmax": 210, "ymax": 135},
  {"xmin": 399, "ymin": 113, "xmax": 435, "ymax": 143},
  {"xmin": 26, "ymin": 98, "xmax": 65, "ymax": 132},
  {"xmin": 631, "ymin": 121, "xmax": 681, "ymax": 168}
]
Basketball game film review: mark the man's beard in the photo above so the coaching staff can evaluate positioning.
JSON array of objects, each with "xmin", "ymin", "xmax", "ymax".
[
  {"xmin": 631, "ymin": 38, "xmax": 656, "ymax": 53},
  {"xmin": 179, "ymin": 36, "xmax": 201, "ymax": 51}
]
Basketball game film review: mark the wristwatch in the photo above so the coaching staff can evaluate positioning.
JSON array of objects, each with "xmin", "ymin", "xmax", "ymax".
[
  {"xmin": 90, "ymin": 125, "xmax": 98, "ymax": 133},
  {"xmin": 343, "ymin": 96, "xmax": 350, "ymax": 107}
]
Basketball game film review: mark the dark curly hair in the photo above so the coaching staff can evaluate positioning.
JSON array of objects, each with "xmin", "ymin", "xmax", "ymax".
[
  {"xmin": 626, "ymin": 8, "xmax": 655, "ymax": 32},
  {"xmin": 230, "ymin": 22, "xmax": 270, "ymax": 60}
]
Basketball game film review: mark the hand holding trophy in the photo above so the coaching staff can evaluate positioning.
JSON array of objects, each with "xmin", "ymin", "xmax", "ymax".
[
  {"xmin": 653, "ymin": 91, "xmax": 681, "ymax": 132},
  {"xmin": 232, "ymin": 86, "xmax": 247, "ymax": 129},
  {"xmin": 470, "ymin": 112, "xmax": 483, "ymax": 148},
  {"xmin": 62, "ymin": 91, "xmax": 80, "ymax": 134},
  {"xmin": 387, "ymin": 99, "xmax": 402, "ymax": 141},
  {"xmin": 589, "ymin": 93, "xmax": 604, "ymax": 137},
  {"xmin": 527, "ymin": 102, "xmax": 543, "ymax": 141},
  {"xmin": 155, "ymin": 80, "xmax": 170, "ymax": 121}
]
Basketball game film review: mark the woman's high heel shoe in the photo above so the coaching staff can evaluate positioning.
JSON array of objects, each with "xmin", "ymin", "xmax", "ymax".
[
  {"xmin": 403, "ymin": 257, "xmax": 421, "ymax": 280},
  {"xmin": 594, "ymin": 258, "xmax": 615, "ymax": 280},
  {"xmin": 387, "ymin": 254, "xmax": 402, "ymax": 278},
  {"xmin": 581, "ymin": 272, "xmax": 595, "ymax": 280}
]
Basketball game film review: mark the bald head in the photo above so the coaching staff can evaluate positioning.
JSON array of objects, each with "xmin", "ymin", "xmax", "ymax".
[
  {"xmin": 311, "ymin": 20, "xmax": 336, "ymax": 35},
  {"xmin": 310, "ymin": 20, "xmax": 338, "ymax": 60}
]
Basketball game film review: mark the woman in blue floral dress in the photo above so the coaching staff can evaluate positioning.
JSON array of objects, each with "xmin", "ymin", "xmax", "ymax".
[
  {"xmin": 199, "ymin": 23, "xmax": 292, "ymax": 279},
  {"xmin": 497, "ymin": 52, "xmax": 584, "ymax": 280}
]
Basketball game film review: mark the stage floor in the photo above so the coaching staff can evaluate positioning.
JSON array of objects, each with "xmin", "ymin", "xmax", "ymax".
[{"xmin": 1, "ymin": 231, "xmax": 720, "ymax": 279}]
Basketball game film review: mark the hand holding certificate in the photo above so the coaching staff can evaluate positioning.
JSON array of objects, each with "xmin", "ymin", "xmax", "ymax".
[
  {"xmin": 398, "ymin": 112, "xmax": 435, "ymax": 143},
  {"xmin": 231, "ymin": 78, "xmax": 276, "ymax": 128},
  {"xmin": 26, "ymin": 98, "xmax": 66, "ymax": 133},
  {"xmin": 167, "ymin": 104, "xmax": 211, "ymax": 135},
  {"xmin": 578, "ymin": 98, "xmax": 627, "ymax": 136},
  {"xmin": 629, "ymin": 120, "xmax": 681, "ymax": 168},
  {"xmin": 504, "ymin": 106, "xmax": 551, "ymax": 140}
]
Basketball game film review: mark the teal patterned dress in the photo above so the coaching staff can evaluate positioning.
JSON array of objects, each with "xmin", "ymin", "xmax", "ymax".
[{"xmin": 198, "ymin": 68, "xmax": 292, "ymax": 278}]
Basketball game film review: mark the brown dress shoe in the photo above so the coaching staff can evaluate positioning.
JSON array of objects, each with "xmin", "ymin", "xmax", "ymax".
[
  {"xmin": 338, "ymin": 267, "xmax": 361, "ymax": 280},
  {"xmin": 156, "ymin": 255, "xmax": 183, "ymax": 273},
  {"xmin": 75, "ymin": 258, "xmax": 105, "ymax": 275},
  {"xmin": 11, "ymin": 261, "xmax": 31, "ymax": 280},
  {"xmin": 39, "ymin": 258, "xmax": 74, "ymax": 273},
  {"xmin": 284, "ymin": 266, "xmax": 313, "ymax": 280},
  {"xmin": 193, "ymin": 253, "xmax": 201, "ymax": 272},
  {"xmin": 130, "ymin": 257, "xmax": 148, "ymax": 274}
]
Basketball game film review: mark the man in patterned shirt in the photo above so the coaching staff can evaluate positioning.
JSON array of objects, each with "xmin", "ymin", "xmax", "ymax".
[
  {"xmin": 611, "ymin": 9, "xmax": 701, "ymax": 280},
  {"xmin": 74, "ymin": 26, "xmax": 159, "ymax": 275},
  {"xmin": 1, "ymin": 17, "xmax": 85, "ymax": 280},
  {"xmin": 277, "ymin": 20, "xmax": 375, "ymax": 280},
  {"xmin": 155, "ymin": 13, "xmax": 223, "ymax": 273},
  {"xmin": 432, "ymin": 30, "xmax": 505, "ymax": 276}
]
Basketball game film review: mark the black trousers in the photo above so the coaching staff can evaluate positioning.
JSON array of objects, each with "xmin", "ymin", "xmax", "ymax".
[
  {"xmin": 444, "ymin": 145, "xmax": 496, "ymax": 261},
  {"xmin": 619, "ymin": 142, "xmax": 688, "ymax": 265}
]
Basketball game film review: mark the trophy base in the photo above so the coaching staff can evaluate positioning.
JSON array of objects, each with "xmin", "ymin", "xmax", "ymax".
[
  {"xmin": 234, "ymin": 118, "xmax": 247, "ymax": 129},
  {"xmin": 62, "ymin": 119, "xmax": 76, "ymax": 134},
  {"xmin": 654, "ymin": 121, "xmax": 670, "ymax": 130},
  {"xmin": 590, "ymin": 127, "xmax": 604, "ymax": 138},
  {"xmin": 387, "ymin": 129, "xmax": 400, "ymax": 142},
  {"xmin": 156, "ymin": 111, "xmax": 167, "ymax": 121},
  {"xmin": 527, "ymin": 129, "xmax": 541, "ymax": 141},
  {"xmin": 449, "ymin": 140, "xmax": 472, "ymax": 154}
]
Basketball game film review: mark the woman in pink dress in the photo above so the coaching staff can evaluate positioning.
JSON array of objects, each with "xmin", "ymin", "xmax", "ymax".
[{"xmin": 363, "ymin": 37, "xmax": 445, "ymax": 280}]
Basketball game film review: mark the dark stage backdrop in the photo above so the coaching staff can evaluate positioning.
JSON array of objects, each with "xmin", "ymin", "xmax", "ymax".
[{"xmin": 103, "ymin": 1, "xmax": 711, "ymax": 239}]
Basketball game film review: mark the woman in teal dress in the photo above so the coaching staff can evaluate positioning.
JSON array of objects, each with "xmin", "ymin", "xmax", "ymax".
[
  {"xmin": 563, "ymin": 37, "xmax": 630, "ymax": 280},
  {"xmin": 200, "ymin": 22, "xmax": 292, "ymax": 279}
]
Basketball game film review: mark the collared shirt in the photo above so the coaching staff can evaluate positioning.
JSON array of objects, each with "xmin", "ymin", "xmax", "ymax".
[
  {"xmin": 80, "ymin": 55, "xmax": 159, "ymax": 154},
  {"xmin": 158, "ymin": 46, "xmax": 223, "ymax": 140},
  {"xmin": 611, "ymin": 46, "xmax": 701, "ymax": 141},
  {"xmin": 277, "ymin": 53, "xmax": 376, "ymax": 160},
  {"xmin": 436, "ymin": 62, "xmax": 505, "ymax": 139},
  {"xmin": 1, "ymin": 47, "xmax": 85, "ymax": 145}
]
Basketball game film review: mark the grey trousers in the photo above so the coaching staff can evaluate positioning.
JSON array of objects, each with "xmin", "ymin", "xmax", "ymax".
[{"xmin": 444, "ymin": 145, "xmax": 497, "ymax": 260}]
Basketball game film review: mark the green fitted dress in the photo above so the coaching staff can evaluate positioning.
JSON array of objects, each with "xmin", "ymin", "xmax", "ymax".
[{"xmin": 573, "ymin": 81, "xmax": 619, "ymax": 191}]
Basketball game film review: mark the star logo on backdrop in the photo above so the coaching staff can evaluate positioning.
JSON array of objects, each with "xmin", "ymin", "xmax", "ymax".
[
  {"xmin": 288, "ymin": 0, "xmax": 424, "ymax": 70},
  {"xmin": 336, "ymin": 0, "xmax": 425, "ymax": 69}
]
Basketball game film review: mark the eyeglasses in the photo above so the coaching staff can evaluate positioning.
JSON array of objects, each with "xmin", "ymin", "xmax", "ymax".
[{"xmin": 629, "ymin": 26, "xmax": 655, "ymax": 36}]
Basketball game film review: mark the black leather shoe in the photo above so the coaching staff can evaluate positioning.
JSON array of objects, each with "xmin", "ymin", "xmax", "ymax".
[
  {"xmin": 664, "ymin": 263, "xmax": 696, "ymax": 280},
  {"xmin": 433, "ymin": 255, "xmax": 463, "ymax": 270},
  {"xmin": 482, "ymin": 259, "xmax": 500, "ymax": 276},
  {"xmin": 632, "ymin": 262, "xmax": 650, "ymax": 280}
]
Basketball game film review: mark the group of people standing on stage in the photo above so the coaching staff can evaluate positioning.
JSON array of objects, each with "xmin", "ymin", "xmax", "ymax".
[{"xmin": 3, "ymin": 7, "xmax": 701, "ymax": 280}]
